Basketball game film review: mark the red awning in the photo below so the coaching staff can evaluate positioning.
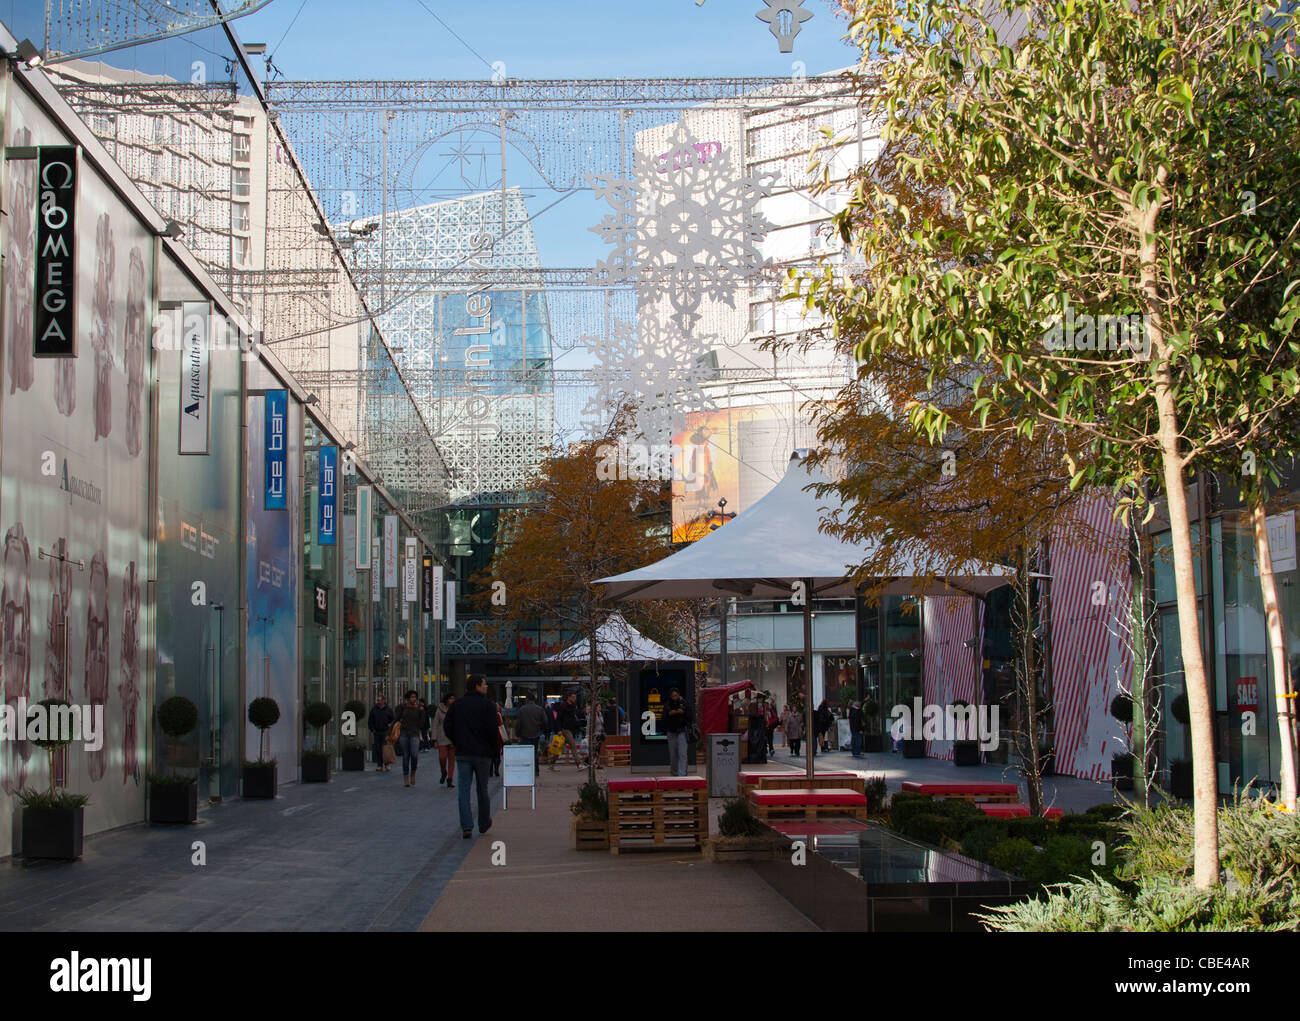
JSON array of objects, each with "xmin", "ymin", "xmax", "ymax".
[{"xmin": 699, "ymin": 680, "xmax": 756, "ymax": 735}]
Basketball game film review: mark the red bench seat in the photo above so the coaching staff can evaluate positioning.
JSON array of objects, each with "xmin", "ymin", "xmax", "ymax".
[
  {"xmin": 748, "ymin": 788, "xmax": 867, "ymax": 807},
  {"xmin": 608, "ymin": 778, "xmax": 658, "ymax": 792},
  {"xmin": 901, "ymin": 782, "xmax": 1019, "ymax": 797},
  {"xmin": 977, "ymin": 803, "xmax": 1064, "ymax": 819},
  {"xmin": 656, "ymin": 777, "xmax": 707, "ymax": 790}
]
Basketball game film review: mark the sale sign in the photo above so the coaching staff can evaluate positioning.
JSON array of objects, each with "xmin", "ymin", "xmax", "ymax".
[{"xmin": 1236, "ymin": 677, "xmax": 1259, "ymax": 714}]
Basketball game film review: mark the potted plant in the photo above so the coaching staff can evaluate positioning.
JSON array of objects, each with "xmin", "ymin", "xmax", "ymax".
[
  {"xmin": 303, "ymin": 700, "xmax": 333, "ymax": 783},
  {"xmin": 702, "ymin": 797, "xmax": 787, "ymax": 862},
  {"xmin": 862, "ymin": 698, "xmax": 883, "ymax": 752},
  {"xmin": 569, "ymin": 780, "xmax": 609, "ymax": 850},
  {"xmin": 19, "ymin": 698, "xmax": 89, "ymax": 859},
  {"xmin": 341, "ymin": 699, "xmax": 368, "ymax": 771},
  {"xmin": 243, "ymin": 697, "xmax": 280, "ymax": 799},
  {"xmin": 149, "ymin": 695, "xmax": 199, "ymax": 824},
  {"xmin": 1110, "ymin": 694, "xmax": 1134, "ymax": 791},
  {"xmin": 951, "ymin": 700, "xmax": 980, "ymax": 766},
  {"xmin": 1169, "ymin": 693, "xmax": 1192, "ymax": 798}
]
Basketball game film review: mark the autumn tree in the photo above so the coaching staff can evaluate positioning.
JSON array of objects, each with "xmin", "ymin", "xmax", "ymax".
[
  {"xmin": 798, "ymin": 0, "xmax": 1300, "ymax": 888},
  {"xmin": 487, "ymin": 411, "xmax": 671, "ymax": 783}
]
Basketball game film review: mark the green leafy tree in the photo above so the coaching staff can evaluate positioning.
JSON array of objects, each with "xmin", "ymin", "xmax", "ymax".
[{"xmin": 798, "ymin": 0, "xmax": 1300, "ymax": 886}]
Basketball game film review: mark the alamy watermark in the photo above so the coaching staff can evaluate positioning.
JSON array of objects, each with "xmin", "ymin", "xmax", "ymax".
[
  {"xmin": 152, "ymin": 308, "xmax": 262, "ymax": 362},
  {"xmin": 596, "ymin": 438, "xmax": 714, "ymax": 491},
  {"xmin": 0, "ymin": 698, "xmax": 103, "ymax": 751},
  {"xmin": 1041, "ymin": 300, "xmax": 1151, "ymax": 360},
  {"xmin": 889, "ymin": 699, "xmax": 999, "ymax": 751}
]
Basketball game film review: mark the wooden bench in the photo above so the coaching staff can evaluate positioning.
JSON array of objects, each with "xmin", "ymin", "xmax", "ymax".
[
  {"xmin": 900, "ymin": 782, "xmax": 1019, "ymax": 804},
  {"xmin": 977, "ymin": 803, "xmax": 1064, "ymax": 820},
  {"xmin": 602, "ymin": 735, "xmax": 630, "ymax": 767},
  {"xmin": 608, "ymin": 777, "xmax": 707, "ymax": 853},
  {"xmin": 748, "ymin": 787, "xmax": 869, "ymax": 823},
  {"xmin": 740, "ymin": 771, "xmax": 867, "ymax": 795}
]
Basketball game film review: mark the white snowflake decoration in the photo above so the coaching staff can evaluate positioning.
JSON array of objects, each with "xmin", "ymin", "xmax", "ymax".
[
  {"xmin": 587, "ymin": 121, "xmax": 775, "ymax": 332},
  {"xmin": 580, "ymin": 312, "xmax": 718, "ymax": 441}
]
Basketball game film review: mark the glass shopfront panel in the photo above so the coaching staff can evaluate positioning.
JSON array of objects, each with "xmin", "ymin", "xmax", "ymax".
[{"xmin": 301, "ymin": 420, "xmax": 339, "ymax": 757}]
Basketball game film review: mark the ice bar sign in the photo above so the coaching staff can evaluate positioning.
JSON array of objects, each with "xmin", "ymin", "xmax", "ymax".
[{"xmin": 34, "ymin": 146, "xmax": 78, "ymax": 358}]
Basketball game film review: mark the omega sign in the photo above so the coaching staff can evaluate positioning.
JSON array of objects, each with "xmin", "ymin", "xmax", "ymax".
[{"xmin": 34, "ymin": 146, "xmax": 79, "ymax": 358}]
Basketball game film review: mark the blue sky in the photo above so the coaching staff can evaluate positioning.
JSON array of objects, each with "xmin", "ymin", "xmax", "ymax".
[{"xmin": 232, "ymin": 0, "xmax": 861, "ymax": 81}]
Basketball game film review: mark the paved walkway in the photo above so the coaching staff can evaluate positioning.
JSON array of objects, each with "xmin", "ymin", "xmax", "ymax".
[{"xmin": 0, "ymin": 763, "xmax": 487, "ymax": 931}]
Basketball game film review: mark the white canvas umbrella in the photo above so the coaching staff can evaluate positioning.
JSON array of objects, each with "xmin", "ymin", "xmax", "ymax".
[
  {"xmin": 542, "ymin": 611, "xmax": 698, "ymax": 664},
  {"xmin": 596, "ymin": 452, "xmax": 1015, "ymax": 779}
]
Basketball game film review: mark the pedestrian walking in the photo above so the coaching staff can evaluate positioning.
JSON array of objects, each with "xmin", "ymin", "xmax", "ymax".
[
  {"xmin": 784, "ymin": 704, "xmax": 803, "ymax": 758},
  {"xmin": 848, "ymin": 700, "xmax": 864, "ymax": 758},
  {"xmin": 394, "ymin": 689, "xmax": 428, "ymax": 787},
  {"xmin": 368, "ymin": 694, "xmax": 394, "ymax": 772},
  {"xmin": 664, "ymin": 687, "xmax": 692, "ymax": 777},
  {"xmin": 434, "ymin": 693, "xmax": 456, "ymax": 787},
  {"xmin": 443, "ymin": 674, "xmax": 499, "ymax": 838},
  {"xmin": 419, "ymin": 699, "xmax": 431, "ymax": 750},
  {"xmin": 550, "ymin": 692, "xmax": 584, "ymax": 771},
  {"xmin": 815, "ymin": 699, "xmax": 834, "ymax": 754},
  {"xmin": 515, "ymin": 694, "xmax": 547, "ymax": 776},
  {"xmin": 490, "ymin": 701, "xmax": 505, "ymax": 777},
  {"xmin": 765, "ymin": 699, "xmax": 779, "ymax": 755}
]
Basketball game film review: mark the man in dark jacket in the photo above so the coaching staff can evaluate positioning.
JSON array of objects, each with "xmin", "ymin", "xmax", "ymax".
[
  {"xmin": 664, "ymin": 687, "xmax": 692, "ymax": 777},
  {"xmin": 394, "ymin": 690, "xmax": 428, "ymax": 786},
  {"xmin": 368, "ymin": 694, "xmax": 394, "ymax": 772},
  {"xmin": 515, "ymin": 695, "xmax": 547, "ymax": 776},
  {"xmin": 550, "ymin": 692, "xmax": 584, "ymax": 772},
  {"xmin": 443, "ymin": 674, "xmax": 499, "ymax": 838},
  {"xmin": 848, "ymin": 701, "xmax": 864, "ymax": 758}
]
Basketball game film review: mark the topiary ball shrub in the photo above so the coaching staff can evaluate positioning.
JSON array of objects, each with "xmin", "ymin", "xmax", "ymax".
[
  {"xmin": 248, "ymin": 697, "xmax": 280, "ymax": 730},
  {"xmin": 305, "ymin": 700, "xmax": 333, "ymax": 731},
  {"xmin": 1110, "ymin": 694, "xmax": 1133, "ymax": 723},
  {"xmin": 31, "ymin": 699, "xmax": 76, "ymax": 751},
  {"xmin": 343, "ymin": 699, "xmax": 367, "ymax": 724},
  {"xmin": 158, "ymin": 696, "xmax": 199, "ymax": 739},
  {"xmin": 1170, "ymin": 693, "xmax": 1189, "ymax": 725}
]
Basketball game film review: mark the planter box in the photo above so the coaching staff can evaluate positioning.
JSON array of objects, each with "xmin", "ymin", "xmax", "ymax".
[
  {"xmin": 242, "ymin": 762, "xmax": 277, "ymax": 799},
  {"xmin": 1170, "ymin": 761, "xmax": 1193, "ymax": 800},
  {"xmin": 1112, "ymin": 754, "xmax": 1134, "ymax": 792},
  {"xmin": 341, "ymin": 746, "xmax": 366, "ymax": 771},
  {"xmin": 702, "ymin": 835, "xmax": 788, "ymax": 863},
  {"xmin": 302, "ymin": 755, "xmax": 330, "ymax": 783},
  {"xmin": 21, "ymin": 805, "xmax": 84, "ymax": 860},
  {"xmin": 571, "ymin": 817, "xmax": 609, "ymax": 851},
  {"xmin": 149, "ymin": 782, "xmax": 198, "ymax": 824},
  {"xmin": 902, "ymin": 739, "xmax": 926, "ymax": 759},
  {"xmin": 952, "ymin": 742, "xmax": 980, "ymax": 767},
  {"xmin": 862, "ymin": 733, "xmax": 884, "ymax": 753}
]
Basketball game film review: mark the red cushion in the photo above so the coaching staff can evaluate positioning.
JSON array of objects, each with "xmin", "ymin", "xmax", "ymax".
[
  {"xmin": 608, "ymin": 778, "xmax": 658, "ymax": 792},
  {"xmin": 901, "ymin": 782, "xmax": 1019, "ymax": 796},
  {"xmin": 749, "ymin": 788, "xmax": 866, "ymax": 806},
  {"xmin": 657, "ymin": 777, "xmax": 706, "ymax": 790},
  {"xmin": 977, "ymin": 803, "xmax": 1063, "ymax": 819}
]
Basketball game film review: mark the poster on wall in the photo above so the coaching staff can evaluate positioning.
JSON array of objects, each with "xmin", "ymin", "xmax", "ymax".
[
  {"xmin": 371, "ymin": 538, "xmax": 381, "ymax": 602},
  {"xmin": 355, "ymin": 486, "xmax": 372, "ymax": 569},
  {"xmin": 264, "ymin": 389, "xmax": 287, "ymax": 510},
  {"xmin": 318, "ymin": 445, "xmax": 336, "ymax": 546},
  {"xmin": 0, "ymin": 95, "xmax": 153, "ymax": 855},
  {"xmin": 432, "ymin": 564, "xmax": 444, "ymax": 619},
  {"xmin": 178, "ymin": 302, "xmax": 210, "ymax": 454},
  {"xmin": 383, "ymin": 515, "xmax": 398, "ymax": 588}
]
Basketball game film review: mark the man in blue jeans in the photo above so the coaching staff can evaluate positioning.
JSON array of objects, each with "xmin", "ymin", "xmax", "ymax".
[{"xmin": 442, "ymin": 673, "xmax": 499, "ymax": 838}]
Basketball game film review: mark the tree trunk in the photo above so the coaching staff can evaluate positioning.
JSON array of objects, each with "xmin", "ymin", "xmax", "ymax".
[
  {"xmin": 1141, "ymin": 190, "xmax": 1219, "ymax": 890},
  {"xmin": 1252, "ymin": 500, "xmax": 1298, "ymax": 812},
  {"xmin": 1019, "ymin": 547, "xmax": 1044, "ymax": 817}
]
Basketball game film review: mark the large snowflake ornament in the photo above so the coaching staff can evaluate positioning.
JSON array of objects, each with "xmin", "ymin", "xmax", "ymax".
[
  {"xmin": 581, "ymin": 313, "xmax": 718, "ymax": 441},
  {"xmin": 587, "ymin": 121, "xmax": 775, "ymax": 332},
  {"xmin": 755, "ymin": 0, "xmax": 814, "ymax": 53}
]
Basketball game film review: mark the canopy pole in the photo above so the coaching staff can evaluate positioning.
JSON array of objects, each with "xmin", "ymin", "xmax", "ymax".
[{"xmin": 804, "ymin": 576, "xmax": 814, "ymax": 782}]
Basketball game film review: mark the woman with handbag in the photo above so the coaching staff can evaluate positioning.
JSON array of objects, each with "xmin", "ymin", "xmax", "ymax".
[
  {"xmin": 394, "ymin": 689, "xmax": 428, "ymax": 787},
  {"xmin": 490, "ymin": 702, "xmax": 506, "ymax": 777},
  {"xmin": 434, "ymin": 693, "xmax": 456, "ymax": 787}
]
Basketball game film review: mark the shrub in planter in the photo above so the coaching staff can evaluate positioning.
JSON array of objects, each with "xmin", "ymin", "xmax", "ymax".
[
  {"xmin": 20, "ymin": 698, "xmax": 89, "ymax": 859},
  {"xmin": 341, "ymin": 699, "xmax": 368, "ymax": 770},
  {"xmin": 1004, "ymin": 814, "xmax": 1052, "ymax": 846},
  {"xmin": 901, "ymin": 811, "xmax": 957, "ymax": 846},
  {"xmin": 901, "ymin": 738, "xmax": 926, "ymax": 758},
  {"xmin": 717, "ymin": 797, "xmax": 766, "ymax": 838},
  {"xmin": 1040, "ymin": 835, "xmax": 1094, "ymax": 884},
  {"xmin": 150, "ymin": 695, "xmax": 199, "ymax": 824},
  {"xmin": 863, "ymin": 775, "xmax": 888, "ymax": 815},
  {"xmin": 243, "ymin": 697, "xmax": 280, "ymax": 799},
  {"xmin": 888, "ymin": 792, "xmax": 937, "ymax": 832},
  {"xmin": 569, "ymin": 781, "xmax": 608, "ymax": 821},
  {"xmin": 1110, "ymin": 694, "xmax": 1134, "ymax": 724},
  {"xmin": 302, "ymin": 700, "xmax": 333, "ymax": 782},
  {"xmin": 932, "ymin": 797, "xmax": 985, "ymax": 826},
  {"xmin": 989, "ymin": 837, "xmax": 1039, "ymax": 880},
  {"xmin": 1085, "ymin": 803, "xmax": 1126, "ymax": 822},
  {"xmin": 1170, "ymin": 693, "xmax": 1189, "ymax": 725},
  {"xmin": 958, "ymin": 822, "xmax": 1008, "ymax": 863}
]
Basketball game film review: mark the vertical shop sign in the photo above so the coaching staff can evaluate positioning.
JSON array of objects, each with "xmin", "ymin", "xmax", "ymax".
[
  {"xmin": 264, "ymin": 390, "xmax": 287, "ymax": 509},
  {"xmin": 34, "ymin": 146, "xmax": 78, "ymax": 358},
  {"xmin": 445, "ymin": 581, "xmax": 456, "ymax": 630},
  {"xmin": 383, "ymin": 515, "xmax": 398, "ymax": 588},
  {"xmin": 318, "ymin": 446, "xmax": 337, "ymax": 545},
  {"xmin": 371, "ymin": 538, "xmax": 381, "ymax": 603},
  {"xmin": 355, "ymin": 486, "xmax": 372, "ymax": 569},
  {"xmin": 178, "ymin": 302, "xmax": 210, "ymax": 454},
  {"xmin": 421, "ymin": 556, "xmax": 434, "ymax": 613},
  {"xmin": 342, "ymin": 515, "xmax": 357, "ymax": 588}
]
